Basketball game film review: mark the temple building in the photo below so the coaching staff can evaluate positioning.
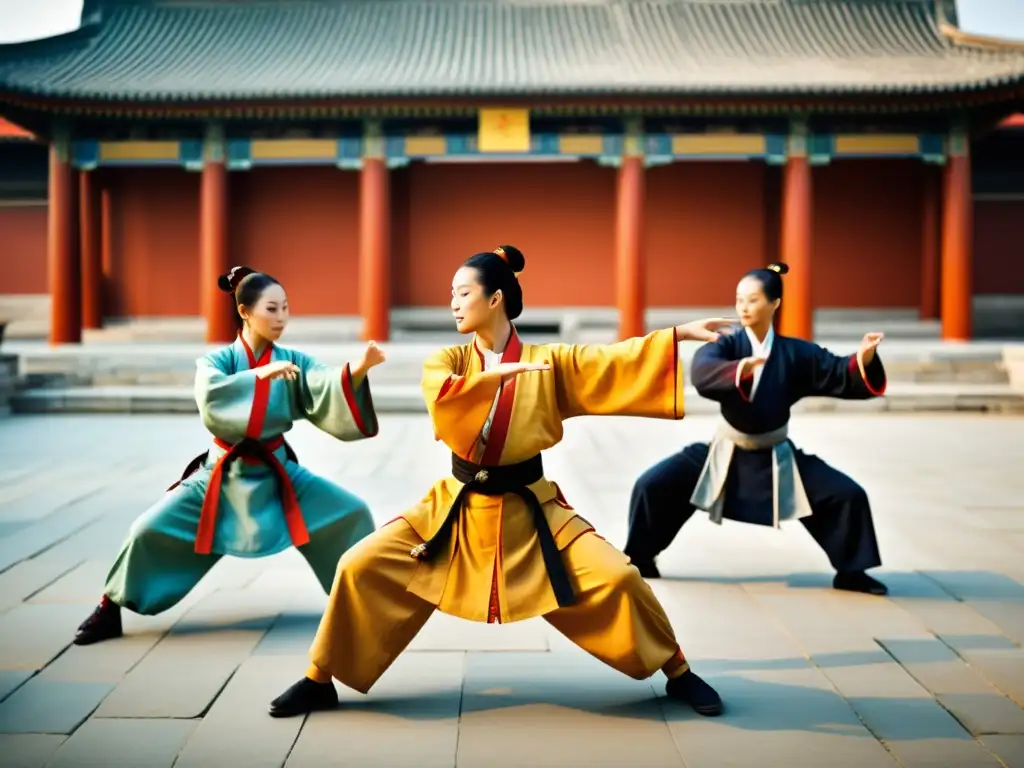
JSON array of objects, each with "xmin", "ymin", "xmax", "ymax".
[{"xmin": 1, "ymin": 0, "xmax": 1024, "ymax": 344}]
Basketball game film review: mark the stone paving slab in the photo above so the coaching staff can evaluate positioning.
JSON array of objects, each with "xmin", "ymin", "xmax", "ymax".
[
  {"xmin": 0, "ymin": 412, "xmax": 1022, "ymax": 766},
  {"xmin": 457, "ymin": 652, "xmax": 677, "ymax": 767},
  {"xmin": 0, "ymin": 670, "xmax": 31, "ymax": 703},
  {"xmin": 980, "ymin": 735, "xmax": 1024, "ymax": 767},
  {"xmin": 173, "ymin": 654, "xmax": 308, "ymax": 768},
  {"xmin": 46, "ymin": 718, "xmax": 198, "ymax": 768},
  {"xmin": 0, "ymin": 678, "xmax": 114, "ymax": 735},
  {"xmin": 287, "ymin": 652, "xmax": 465, "ymax": 768},
  {"xmin": 94, "ymin": 591, "xmax": 277, "ymax": 720},
  {"xmin": 663, "ymin": 666, "xmax": 899, "ymax": 768},
  {"xmin": 0, "ymin": 734, "xmax": 67, "ymax": 768}
]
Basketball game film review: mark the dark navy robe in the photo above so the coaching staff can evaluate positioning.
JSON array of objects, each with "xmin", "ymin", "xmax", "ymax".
[{"xmin": 624, "ymin": 328, "xmax": 886, "ymax": 573}]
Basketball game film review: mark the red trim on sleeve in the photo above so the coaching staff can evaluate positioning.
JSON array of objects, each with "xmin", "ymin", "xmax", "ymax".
[
  {"xmin": 560, "ymin": 528, "xmax": 597, "ymax": 551},
  {"xmin": 552, "ymin": 485, "xmax": 575, "ymax": 510},
  {"xmin": 851, "ymin": 354, "xmax": 887, "ymax": 397},
  {"xmin": 341, "ymin": 364, "xmax": 374, "ymax": 437},
  {"xmin": 437, "ymin": 376, "xmax": 465, "ymax": 401},
  {"xmin": 671, "ymin": 326, "xmax": 680, "ymax": 418},
  {"xmin": 737, "ymin": 366, "xmax": 753, "ymax": 403}
]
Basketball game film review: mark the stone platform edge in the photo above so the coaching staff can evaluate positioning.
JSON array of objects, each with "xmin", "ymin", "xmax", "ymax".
[{"xmin": 9, "ymin": 384, "xmax": 1024, "ymax": 416}]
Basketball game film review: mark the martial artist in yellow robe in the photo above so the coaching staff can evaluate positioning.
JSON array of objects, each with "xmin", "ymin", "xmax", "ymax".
[
  {"xmin": 272, "ymin": 246, "xmax": 729, "ymax": 720},
  {"xmin": 270, "ymin": 317, "xmax": 726, "ymax": 718}
]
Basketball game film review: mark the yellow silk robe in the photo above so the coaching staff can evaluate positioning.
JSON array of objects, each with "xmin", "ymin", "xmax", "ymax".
[{"xmin": 397, "ymin": 325, "xmax": 685, "ymax": 623}]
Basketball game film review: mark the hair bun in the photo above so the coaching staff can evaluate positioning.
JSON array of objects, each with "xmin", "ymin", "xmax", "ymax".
[
  {"xmin": 217, "ymin": 265, "xmax": 255, "ymax": 294},
  {"xmin": 766, "ymin": 262, "xmax": 789, "ymax": 275},
  {"xmin": 494, "ymin": 245, "xmax": 526, "ymax": 275}
]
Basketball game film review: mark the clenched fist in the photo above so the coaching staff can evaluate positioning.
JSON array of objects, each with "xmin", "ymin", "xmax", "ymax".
[
  {"xmin": 359, "ymin": 340, "xmax": 387, "ymax": 371},
  {"xmin": 256, "ymin": 360, "xmax": 300, "ymax": 381},
  {"xmin": 858, "ymin": 332, "xmax": 884, "ymax": 366}
]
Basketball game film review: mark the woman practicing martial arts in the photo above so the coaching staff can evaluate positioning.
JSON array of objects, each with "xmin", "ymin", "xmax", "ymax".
[
  {"xmin": 74, "ymin": 266, "xmax": 383, "ymax": 645},
  {"xmin": 269, "ymin": 245, "xmax": 733, "ymax": 718},
  {"xmin": 623, "ymin": 262, "xmax": 889, "ymax": 596}
]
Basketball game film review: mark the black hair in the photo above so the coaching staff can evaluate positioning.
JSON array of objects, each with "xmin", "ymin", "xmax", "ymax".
[
  {"xmin": 217, "ymin": 266, "xmax": 282, "ymax": 328},
  {"xmin": 743, "ymin": 262, "xmax": 789, "ymax": 303},
  {"xmin": 462, "ymin": 245, "xmax": 526, "ymax": 320}
]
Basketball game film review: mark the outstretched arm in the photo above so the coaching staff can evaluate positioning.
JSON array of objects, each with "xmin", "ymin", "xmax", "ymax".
[
  {"xmin": 548, "ymin": 318, "xmax": 734, "ymax": 419},
  {"xmin": 796, "ymin": 333, "xmax": 887, "ymax": 400},
  {"xmin": 291, "ymin": 343, "xmax": 382, "ymax": 441}
]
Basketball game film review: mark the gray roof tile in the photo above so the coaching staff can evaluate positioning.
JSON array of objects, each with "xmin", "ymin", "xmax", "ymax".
[{"xmin": 1, "ymin": 0, "xmax": 1024, "ymax": 101}]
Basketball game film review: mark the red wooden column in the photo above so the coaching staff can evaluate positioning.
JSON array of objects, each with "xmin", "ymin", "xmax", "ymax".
[
  {"xmin": 200, "ymin": 125, "xmax": 234, "ymax": 343},
  {"xmin": 778, "ymin": 124, "xmax": 813, "ymax": 340},
  {"xmin": 100, "ymin": 184, "xmax": 115, "ymax": 317},
  {"xmin": 47, "ymin": 137, "xmax": 81, "ymax": 344},
  {"xmin": 940, "ymin": 128, "xmax": 973, "ymax": 341},
  {"xmin": 920, "ymin": 166, "xmax": 941, "ymax": 320},
  {"xmin": 359, "ymin": 123, "xmax": 390, "ymax": 341},
  {"xmin": 615, "ymin": 122, "xmax": 645, "ymax": 341},
  {"xmin": 79, "ymin": 170, "xmax": 103, "ymax": 329}
]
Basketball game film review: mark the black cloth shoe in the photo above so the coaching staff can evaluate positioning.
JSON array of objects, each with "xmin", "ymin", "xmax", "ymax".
[
  {"xmin": 73, "ymin": 600, "xmax": 123, "ymax": 646},
  {"xmin": 269, "ymin": 677, "xmax": 339, "ymax": 718},
  {"xmin": 631, "ymin": 558, "xmax": 661, "ymax": 579},
  {"xmin": 833, "ymin": 571, "xmax": 888, "ymax": 595},
  {"xmin": 665, "ymin": 669, "xmax": 723, "ymax": 716}
]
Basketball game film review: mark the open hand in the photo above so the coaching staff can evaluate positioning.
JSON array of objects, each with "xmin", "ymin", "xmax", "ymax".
[
  {"xmin": 360, "ymin": 340, "xmax": 387, "ymax": 371},
  {"xmin": 256, "ymin": 360, "xmax": 300, "ymax": 381},
  {"xmin": 493, "ymin": 361, "xmax": 551, "ymax": 381},
  {"xmin": 677, "ymin": 317, "xmax": 738, "ymax": 343},
  {"xmin": 858, "ymin": 332, "xmax": 884, "ymax": 365}
]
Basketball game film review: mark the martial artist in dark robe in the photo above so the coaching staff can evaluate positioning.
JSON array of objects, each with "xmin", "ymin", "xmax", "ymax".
[{"xmin": 623, "ymin": 262, "xmax": 888, "ymax": 596}]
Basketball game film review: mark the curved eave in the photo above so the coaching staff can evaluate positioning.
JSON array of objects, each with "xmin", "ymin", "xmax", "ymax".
[
  {"xmin": 4, "ymin": 71, "xmax": 1024, "ymax": 103},
  {"xmin": 939, "ymin": 21, "xmax": 1024, "ymax": 52},
  {"xmin": 4, "ymin": 85, "xmax": 1024, "ymax": 119},
  {"xmin": 3, "ymin": 89, "xmax": 1024, "ymax": 144}
]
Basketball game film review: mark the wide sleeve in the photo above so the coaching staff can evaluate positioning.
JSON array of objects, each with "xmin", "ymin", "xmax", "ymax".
[
  {"xmin": 548, "ymin": 327, "xmax": 685, "ymax": 419},
  {"xmin": 690, "ymin": 333, "xmax": 753, "ymax": 404},
  {"xmin": 194, "ymin": 349, "xmax": 259, "ymax": 440},
  {"xmin": 795, "ymin": 340, "xmax": 887, "ymax": 400},
  {"xmin": 421, "ymin": 346, "xmax": 501, "ymax": 457},
  {"xmin": 292, "ymin": 352, "xmax": 379, "ymax": 441}
]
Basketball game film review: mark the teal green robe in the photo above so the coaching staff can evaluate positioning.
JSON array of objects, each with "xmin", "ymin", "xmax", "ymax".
[{"xmin": 104, "ymin": 336, "xmax": 379, "ymax": 616}]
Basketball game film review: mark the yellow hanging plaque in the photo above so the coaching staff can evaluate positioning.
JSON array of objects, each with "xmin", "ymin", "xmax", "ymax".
[{"xmin": 478, "ymin": 108, "xmax": 531, "ymax": 153}]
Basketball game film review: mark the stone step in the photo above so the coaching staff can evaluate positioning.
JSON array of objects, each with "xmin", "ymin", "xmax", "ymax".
[{"xmin": 10, "ymin": 383, "xmax": 1024, "ymax": 415}]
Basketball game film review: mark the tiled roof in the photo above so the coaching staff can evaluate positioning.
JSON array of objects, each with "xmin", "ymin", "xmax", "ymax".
[{"xmin": 1, "ymin": 0, "xmax": 1024, "ymax": 102}]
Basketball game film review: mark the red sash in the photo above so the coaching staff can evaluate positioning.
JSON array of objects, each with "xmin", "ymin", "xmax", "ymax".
[{"xmin": 192, "ymin": 435, "xmax": 309, "ymax": 555}]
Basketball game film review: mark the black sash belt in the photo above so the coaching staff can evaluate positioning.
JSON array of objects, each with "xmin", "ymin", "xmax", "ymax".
[{"xmin": 410, "ymin": 453, "xmax": 576, "ymax": 608}]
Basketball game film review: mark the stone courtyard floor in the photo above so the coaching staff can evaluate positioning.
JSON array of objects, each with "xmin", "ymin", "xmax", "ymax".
[{"xmin": 1, "ymin": 412, "xmax": 1023, "ymax": 767}]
